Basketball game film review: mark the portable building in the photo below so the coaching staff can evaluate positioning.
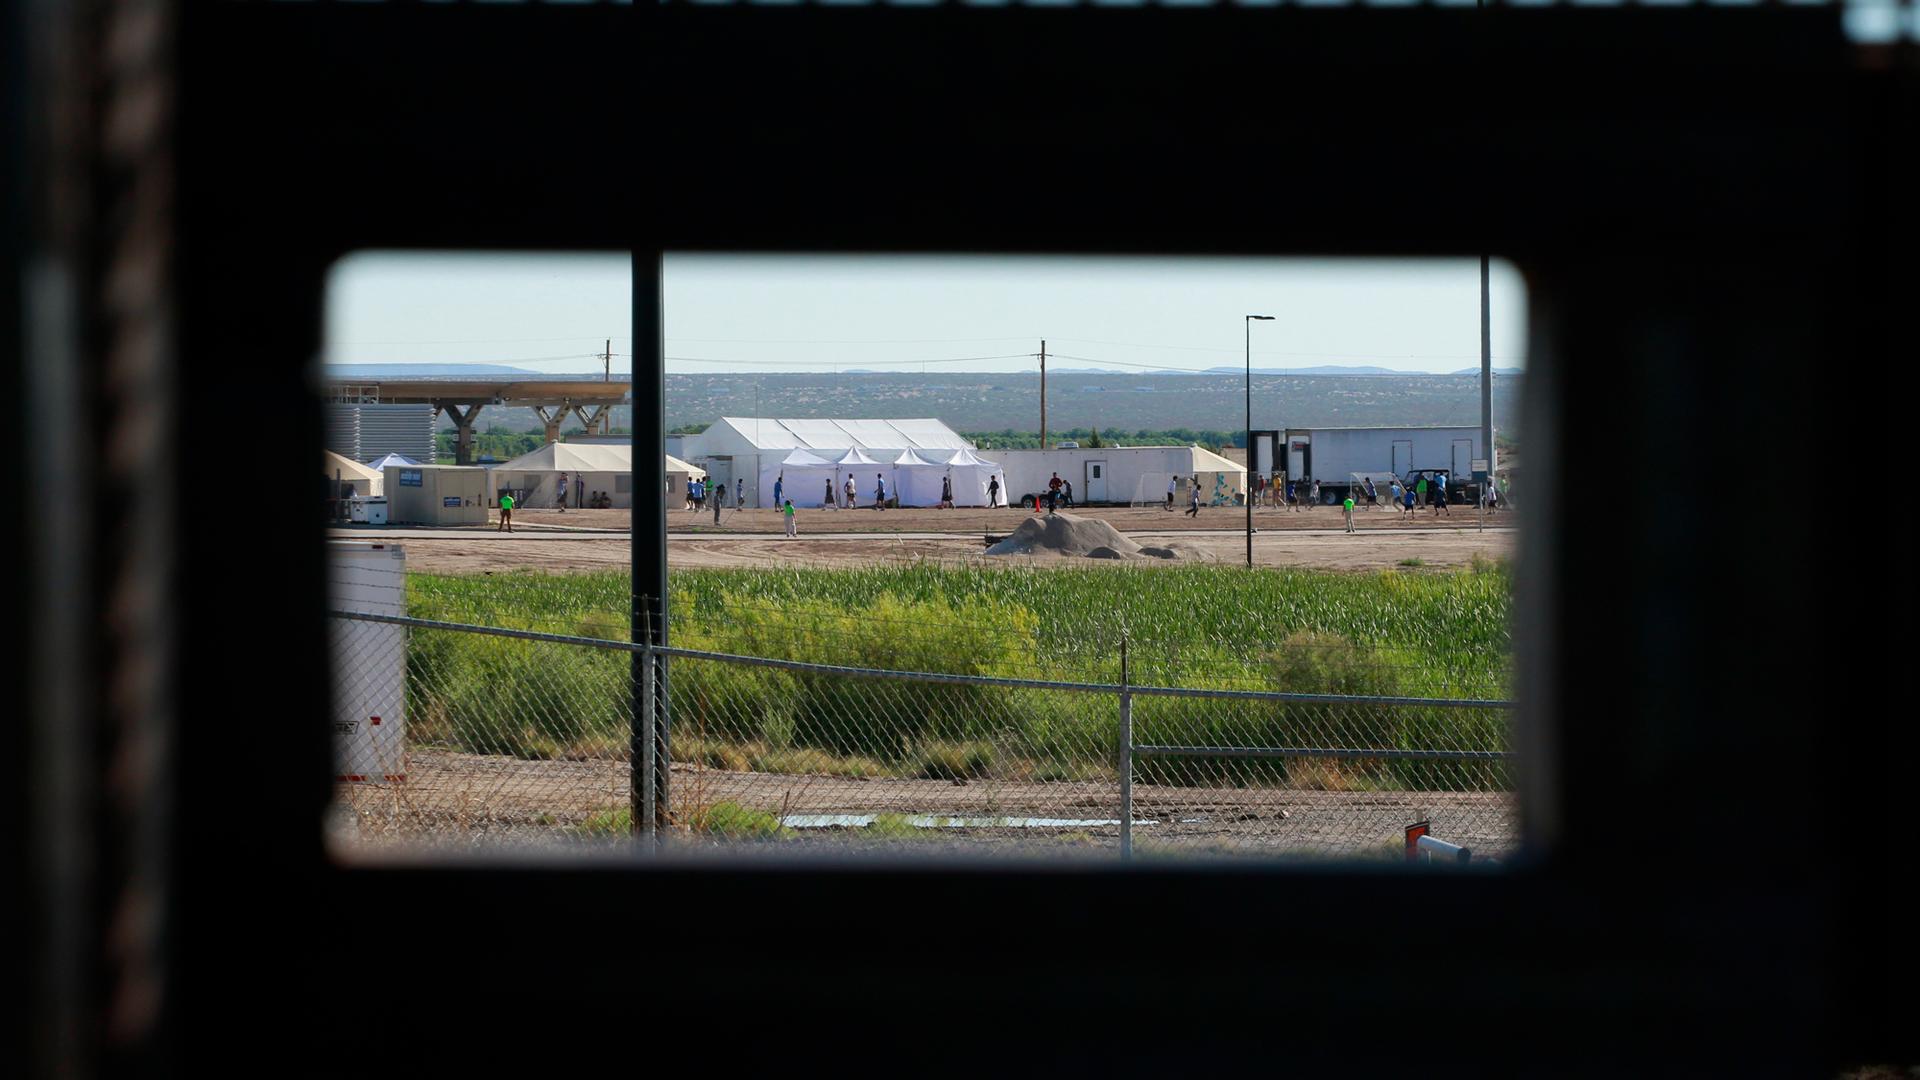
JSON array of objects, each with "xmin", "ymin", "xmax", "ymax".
[
  {"xmin": 382, "ymin": 464, "xmax": 490, "ymax": 525},
  {"xmin": 1280, "ymin": 426, "xmax": 1495, "ymax": 502},
  {"xmin": 993, "ymin": 446, "xmax": 1245, "ymax": 507}
]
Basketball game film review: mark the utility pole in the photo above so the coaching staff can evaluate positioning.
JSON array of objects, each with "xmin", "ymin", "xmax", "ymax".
[
  {"xmin": 603, "ymin": 338, "xmax": 611, "ymax": 382},
  {"xmin": 1481, "ymin": 257, "xmax": 1492, "ymax": 500},
  {"xmin": 1039, "ymin": 339, "xmax": 1047, "ymax": 450}
]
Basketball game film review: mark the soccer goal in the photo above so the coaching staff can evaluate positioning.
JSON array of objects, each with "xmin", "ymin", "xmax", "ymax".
[
  {"xmin": 1348, "ymin": 471, "xmax": 1398, "ymax": 510},
  {"xmin": 1130, "ymin": 471, "xmax": 1182, "ymax": 509}
]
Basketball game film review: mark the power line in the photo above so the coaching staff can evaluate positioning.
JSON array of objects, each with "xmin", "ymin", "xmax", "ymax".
[
  {"xmin": 664, "ymin": 336, "xmax": 1038, "ymax": 345},
  {"xmin": 661, "ymin": 352, "xmax": 1037, "ymax": 367},
  {"xmin": 1052, "ymin": 337, "xmax": 1524, "ymax": 363}
]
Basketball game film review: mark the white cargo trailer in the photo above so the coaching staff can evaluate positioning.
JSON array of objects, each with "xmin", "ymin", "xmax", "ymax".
[
  {"xmin": 327, "ymin": 542, "xmax": 408, "ymax": 784},
  {"xmin": 1282, "ymin": 426, "xmax": 1495, "ymax": 504}
]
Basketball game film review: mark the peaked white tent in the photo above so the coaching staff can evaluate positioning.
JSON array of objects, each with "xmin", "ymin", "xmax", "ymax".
[
  {"xmin": 324, "ymin": 449, "xmax": 384, "ymax": 497},
  {"xmin": 760, "ymin": 449, "xmax": 838, "ymax": 508},
  {"xmin": 889, "ymin": 447, "xmax": 947, "ymax": 507},
  {"xmin": 942, "ymin": 446, "xmax": 1006, "ymax": 507},
  {"xmin": 367, "ymin": 452, "xmax": 418, "ymax": 473},
  {"xmin": 829, "ymin": 447, "xmax": 896, "ymax": 508}
]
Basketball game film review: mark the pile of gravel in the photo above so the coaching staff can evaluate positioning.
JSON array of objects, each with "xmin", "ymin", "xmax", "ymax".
[{"xmin": 985, "ymin": 512, "xmax": 1204, "ymax": 561}]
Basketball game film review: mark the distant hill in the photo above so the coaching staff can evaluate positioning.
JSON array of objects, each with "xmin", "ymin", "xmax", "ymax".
[
  {"xmin": 663, "ymin": 370, "xmax": 1521, "ymax": 436},
  {"xmin": 1450, "ymin": 367, "xmax": 1525, "ymax": 376}
]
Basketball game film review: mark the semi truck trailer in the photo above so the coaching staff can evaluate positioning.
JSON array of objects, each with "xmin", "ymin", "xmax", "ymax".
[{"xmin": 1282, "ymin": 426, "xmax": 1496, "ymax": 504}]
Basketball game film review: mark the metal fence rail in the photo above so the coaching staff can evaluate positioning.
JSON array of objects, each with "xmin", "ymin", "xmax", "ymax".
[{"xmin": 327, "ymin": 609, "xmax": 1516, "ymax": 861}]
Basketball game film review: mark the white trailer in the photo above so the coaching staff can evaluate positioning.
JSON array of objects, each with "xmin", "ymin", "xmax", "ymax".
[{"xmin": 1283, "ymin": 426, "xmax": 1494, "ymax": 503}]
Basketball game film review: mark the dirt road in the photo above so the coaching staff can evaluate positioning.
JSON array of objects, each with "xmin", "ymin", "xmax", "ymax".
[{"xmin": 336, "ymin": 522, "xmax": 1512, "ymax": 574}]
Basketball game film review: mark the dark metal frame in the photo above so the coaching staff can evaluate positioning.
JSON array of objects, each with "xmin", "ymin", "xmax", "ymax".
[{"xmin": 14, "ymin": 1, "xmax": 1913, "ymax": 1073}]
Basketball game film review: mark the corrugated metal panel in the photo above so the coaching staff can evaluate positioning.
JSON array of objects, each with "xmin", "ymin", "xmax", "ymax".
[{"xmin": 356, "ymin": 404, "xmax": 437, "ymax": 465}]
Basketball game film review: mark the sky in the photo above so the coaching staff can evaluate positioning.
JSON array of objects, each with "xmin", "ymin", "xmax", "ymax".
[{"xmin": 325, "ymin": 253, "xmax": 1527, "ymax": 376}]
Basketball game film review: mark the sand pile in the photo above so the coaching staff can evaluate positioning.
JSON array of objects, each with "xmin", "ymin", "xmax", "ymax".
[{"xmin": 985, "ymin": 512, "xmax": 1204, "ymax": 561}]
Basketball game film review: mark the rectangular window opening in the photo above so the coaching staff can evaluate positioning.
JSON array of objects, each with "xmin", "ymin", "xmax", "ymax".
[{"xmin": 321, "ymin": 252, "xmax": 1533, "ymax": 871}]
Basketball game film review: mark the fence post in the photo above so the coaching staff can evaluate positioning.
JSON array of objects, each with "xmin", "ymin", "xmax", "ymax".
[
  {"xmin": 636, "ymin": 596, "xmax": 656, "ymax": 844},
  {"xmin": 1119, "ymin": 635, "xmax": 1132, "ymax": 862}
]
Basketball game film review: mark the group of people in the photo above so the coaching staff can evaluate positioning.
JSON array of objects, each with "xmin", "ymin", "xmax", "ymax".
[
  {"xmin": 1034, "ymin": 472, "xmax": 1075, "ymax": 514},
  {"xmin": 684, "ymin": 475, "xmax": 747, "ymax": 514}
]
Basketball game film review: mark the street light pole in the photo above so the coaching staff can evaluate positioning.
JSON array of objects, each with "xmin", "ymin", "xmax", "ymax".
[{"xmin": 1246, "ymin": 315, "xmax": 1274, "ymax": 568}]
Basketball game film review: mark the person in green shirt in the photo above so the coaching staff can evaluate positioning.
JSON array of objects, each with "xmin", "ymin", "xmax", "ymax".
[
  {"xmin": 498, "ymin": 492, "xmax": 514, "ymax": 532},
  {"xmin": 1342, "ymin": 493, "xmax": 1356, "ymax": 533},
  {"xmin": 782, "ymin": 498, "xmax": 797, "ymax": 538}
]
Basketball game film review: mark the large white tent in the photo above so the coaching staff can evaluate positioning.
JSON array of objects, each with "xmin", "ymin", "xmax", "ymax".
[
  {"xmin": 761, "ymin": 449, "xmax": 838, "ymax": 508},
  {"xmin": 679, "ymin": 416, "xmax": 972, "ymax": 508}
]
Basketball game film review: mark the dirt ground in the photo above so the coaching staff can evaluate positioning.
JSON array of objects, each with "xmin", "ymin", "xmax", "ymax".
[
  {"xmin": 347, "ymin": 514, "xmax": 1513, "ymax": 574},
  {"xmin": 518, "ymin": 501, "xmax": 1508, "ymax": 535},
  {"xmin": 330, "ymin": 749, "xmax": 1517, "ymax": 861}
]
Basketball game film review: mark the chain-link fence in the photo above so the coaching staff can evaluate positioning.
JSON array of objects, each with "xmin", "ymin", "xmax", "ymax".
[{"xmin": 327, "ymin": 605, "xmax": 1515, "ymax": 861}]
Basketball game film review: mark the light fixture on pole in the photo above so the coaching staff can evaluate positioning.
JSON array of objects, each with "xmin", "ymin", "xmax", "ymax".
[{"xmin": 1246, "ymin": 315, "xmax": 1274, "ymax": 568}]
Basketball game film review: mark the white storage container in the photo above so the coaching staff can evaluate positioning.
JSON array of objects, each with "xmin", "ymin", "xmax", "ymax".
[{"xmin": 365, "ymin": 498, "xmax": 389, "ymax": 526}]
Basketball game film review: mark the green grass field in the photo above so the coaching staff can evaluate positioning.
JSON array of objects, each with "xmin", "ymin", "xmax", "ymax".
[{"xmin": 398, "ymin": 561, "xmax": 1513, "ymax": 789}]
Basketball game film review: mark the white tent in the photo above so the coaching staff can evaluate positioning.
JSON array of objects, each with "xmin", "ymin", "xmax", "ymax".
[
  {"xmin": 831, "ymin": 447, "xmax": 896, "ymax": 507},
  {"xmin": 366, "ymin": 452, "xmax": 418, "ymax": 473},
  {"xmin": 488, "ymin": 442, "xmax": 639, "ymax": 509},
  {"xmin": 942, "ymin": 446, "xmax": 1006, "ymax": 507},
  {"xmin": 678, "ymin": 416, "xmax": 972, "ymax": 508},
  {"xmin": 890, "ymin": 447, "xmax": 948, "ymax": 507},
  {"xmin": 760, "ymin": 449, "xmax": 838, "ymax": 508},
  {"xmin": 324, "ymin": 449, "xmax": 384, "ymax": 497}
]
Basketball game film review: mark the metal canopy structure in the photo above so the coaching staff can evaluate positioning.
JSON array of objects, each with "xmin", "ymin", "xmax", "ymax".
[{"xmin": 324, "ymin": 377, "xmax": 633, "ymax": 464}]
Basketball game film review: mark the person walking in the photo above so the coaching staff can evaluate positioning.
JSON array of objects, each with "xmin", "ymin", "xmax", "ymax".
[
  {"xmin": 497, "ymin": 491, "xmax": 514, "ymax": 532},
  {"xmin": 1310, "ymin": 478, "xmax": 1321, "ymax": 509},
  {"xmin": 844, "ymin": 475, "xmax": 857, "ymax": 510},
  {"xmin": 1343, "ymin": 492, "xmax": 1356, "ymax": 533},
  {"xmin": 1434, "ymin": 471, "xmax": 1451, "ymax": 516},
  {"xmin": 735, "ymin": 477, "xmax": 744, "ymax": 509},
  {"xmin": 783, "ymin": 497, "xmax": 797, "ymax": 538},
  {"xmin": 987, "ymin": 474, "xmax": 1001, "ymax": 508},
  {"xmin": 824, "ymin": 476, "xmax": 835, "ymax": 509},
  {"xmin": 940, "ymin": 473, "xmax": 953, "ymax": 509},
  {"xmin": 1166, "ymin": 475, "xmax": 1176, "ymax": 511},
  {"xmin": 1363, "ymin": 475, "xmax": 1378, "ymax": 510},
  {"xmin": 873, "ymin": 472, "xmax": 887, "ymax": 510},
  {"xmin": 1284, "ymin": 479, "xmax": 1298, "ymax": 512},
  {"xmin": 556, "ymin": 471, "xmax": 568, "ymax": 513},
  {"xmin": 773, "ymin": 473, "xmax": 784, "ymax": 511},
  {"xmin": 1403, "ymin": 482, "xmax": 1418, "ymax": 520},
  {"xmin": 1062, "ymin": 479, "xmax": 1074, "ymax": 509},
  {"xmin": 1185, "ymin": 477, "xmax": 1201, "ymax": 518}
]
